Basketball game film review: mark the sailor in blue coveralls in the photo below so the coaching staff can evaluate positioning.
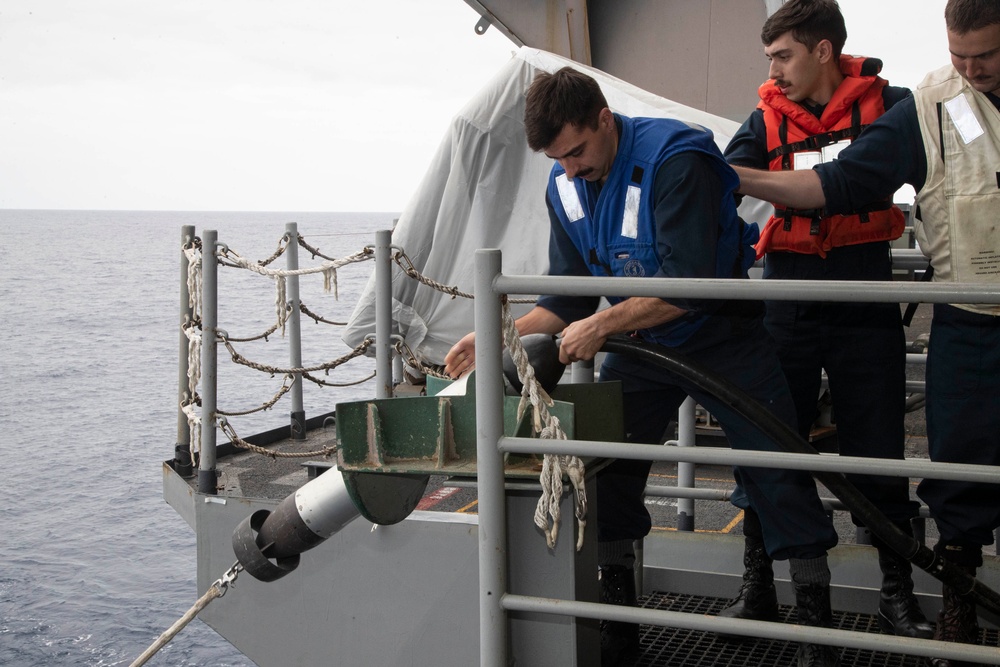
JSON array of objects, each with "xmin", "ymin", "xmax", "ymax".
[{"xmin": 445, "ymin": 67, "xmax": 840, "ymax": 666}]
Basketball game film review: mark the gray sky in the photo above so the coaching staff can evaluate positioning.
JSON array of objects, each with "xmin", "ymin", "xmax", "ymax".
[{"xmin": 0, "ymin": 0, "xmax": 949, "ymax": 212}]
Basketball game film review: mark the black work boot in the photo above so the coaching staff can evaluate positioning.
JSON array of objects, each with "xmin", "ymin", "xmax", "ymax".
[
  {"xmin": 790, "ymin": 557, "xmax": 841, "ymax": 667},
  {"xmin": 717, "ymin": 535, "xmax": 780, "ymax": 637},
  {"xmin": 875, "ymin": 544, "xmax": 934, "ymax": 638},
  {"xmin": 928, "ymin": 565, "xmax": 980, "ymax": 667},
  {"xmin": 599, "ymin": 565, "xmax": 640, "ymax": 666}
]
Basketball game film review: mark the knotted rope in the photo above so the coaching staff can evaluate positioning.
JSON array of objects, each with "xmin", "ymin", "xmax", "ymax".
[{"xmin": 500, "ymin": 302, "xmax": 587, "ymax": 551}]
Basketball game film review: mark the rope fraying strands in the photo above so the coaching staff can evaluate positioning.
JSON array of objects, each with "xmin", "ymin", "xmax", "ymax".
[{"xmin": 179, "ymin": 231, "xmax": 376, "ymax": 467}]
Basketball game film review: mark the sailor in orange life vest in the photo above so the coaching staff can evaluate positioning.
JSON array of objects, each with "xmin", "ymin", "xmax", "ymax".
[
  {"xmin": 721, "ymin": 2, "xmax": 932, "ymax": 659},
  {"xmin": 731, "ymin": 0, "xmax": 1000, "ymax": 664},
  {"xmin": 445, "ymin": 65, "xmax": 840, "ymax": 667}
]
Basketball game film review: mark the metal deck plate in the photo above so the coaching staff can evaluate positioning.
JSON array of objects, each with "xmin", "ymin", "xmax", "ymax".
[{"xmin": 631, "ymin": 592, "xmax": 1000, "ymax": 666}]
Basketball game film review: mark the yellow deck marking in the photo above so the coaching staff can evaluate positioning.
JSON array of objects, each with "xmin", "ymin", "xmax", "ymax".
[
  {"xmin": 721, "ymin": 509, "xmax": 745, "ymax": 534},
  {"xmin": 457, "ymin": 499, "xmax": 479, "ymax": 514}
]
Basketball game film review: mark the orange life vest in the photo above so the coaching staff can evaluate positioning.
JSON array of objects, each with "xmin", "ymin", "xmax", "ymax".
[{"xmin": 754, "ymin": 55, "xmax": 905, "ymax": 259}]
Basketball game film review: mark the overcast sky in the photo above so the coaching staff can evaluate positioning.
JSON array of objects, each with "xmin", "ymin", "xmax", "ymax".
[{"xmin": 0, "ymin": 0, "xmax": 948, "ymax": 212}]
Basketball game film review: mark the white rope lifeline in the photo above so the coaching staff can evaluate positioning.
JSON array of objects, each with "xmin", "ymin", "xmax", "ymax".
[{"xmin": 223, "ymin": 250, "xmax": 370, "ymax": 335}]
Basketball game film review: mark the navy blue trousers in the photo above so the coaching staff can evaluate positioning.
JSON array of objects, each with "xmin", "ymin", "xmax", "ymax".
[
  {"xmin": 596, "ymin": 307, "xmax": 838, "ymax": 561},
  {"xmin": 919, "ymin": 304, "xmax": 1000, "ymax": 548},
  {"xmin": 761, "ymin": 243, "xmax": 920, "ymax": 526}
]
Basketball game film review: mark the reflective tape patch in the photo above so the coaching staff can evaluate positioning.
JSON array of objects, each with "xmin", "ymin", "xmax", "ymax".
[
  {"xmin": 622, "ymin": 185, "xmax": 641, "ymax": 239},
  {"xmin": 556, "ymin": 173, "xmax": 585, "ymax": 222}
]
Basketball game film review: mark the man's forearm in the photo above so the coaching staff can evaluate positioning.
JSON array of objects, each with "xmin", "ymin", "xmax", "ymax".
[
  {"xmin": 591, "ymin": 297, "xmax": 687, "ymax": 337},
  {"xmin": 558, "ymin": 297, "xmax": 685, "ymax": 363},
  {"xmin": 733, "ymin": 165, "xmax": 828, "ymax": 209},
  {"xmin": 515, "ymin": 306, "xmax": 568, "ymax": 336}
]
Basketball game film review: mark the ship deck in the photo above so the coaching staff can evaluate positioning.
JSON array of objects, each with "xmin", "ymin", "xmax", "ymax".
[
  {"xmin": 172, "ymin": 306, "xmax": 1000, "ymax": 665},
  {"xmin": 634, "ymin": 592, "xmax": 999, "ymax": 667},
  {"xmin": 185, "ymin": 418, "xmax": 1000, "ymax": 663},
  {"xmin": 187, "ymin": 430, "xmax": 1000, "ymax": 666}
]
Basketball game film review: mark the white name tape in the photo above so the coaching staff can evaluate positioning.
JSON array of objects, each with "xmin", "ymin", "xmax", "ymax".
[{"xmin": 944, "ymin": 94, "xmax": 985, "ymax": 145}]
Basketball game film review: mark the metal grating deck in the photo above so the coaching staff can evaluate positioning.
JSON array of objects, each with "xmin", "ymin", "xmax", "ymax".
[{"xmin": 629, "ymin": 591, "xmax": 1000, "ymax": 667}]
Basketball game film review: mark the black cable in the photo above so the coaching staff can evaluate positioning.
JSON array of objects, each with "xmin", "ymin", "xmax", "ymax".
[{"xmin": 601, "ymin": 336, "xmax": 1000, "ymax": 615}]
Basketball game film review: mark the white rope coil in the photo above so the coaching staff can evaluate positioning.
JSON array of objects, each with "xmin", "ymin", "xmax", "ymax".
[
  {"xmin": 181, "ymin": 401, "xmax": 202, "ymax": 465},
  {"xmin": 184, "ymin": 245, "xmax": 202, "ymax": 316},
  {"xmin": 183, "ymin": 324, "xmax": 201, "ymax": 400}
]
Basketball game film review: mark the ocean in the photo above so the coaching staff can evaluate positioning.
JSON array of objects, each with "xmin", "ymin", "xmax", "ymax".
[{"xmin": 0, "ymin": 210, "xmax": 396, "ymax": 666}]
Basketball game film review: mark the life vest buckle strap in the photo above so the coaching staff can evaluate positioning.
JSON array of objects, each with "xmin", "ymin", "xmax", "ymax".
[{"xmin": 766, "ymin": 126, "xmax": 868, "ymax": 162}]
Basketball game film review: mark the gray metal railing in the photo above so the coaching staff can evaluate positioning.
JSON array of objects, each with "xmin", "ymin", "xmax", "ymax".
[
  {"xmin": 198, "ymin": 229, "xmax": 220, "ymax": 494},
  {"xmin": 178, "ymin": 226, "xmax": 998, "ymax": 664},
  {"xmin": 473, "ymin": 247, "xmax": 1000, "ymax": 667}
]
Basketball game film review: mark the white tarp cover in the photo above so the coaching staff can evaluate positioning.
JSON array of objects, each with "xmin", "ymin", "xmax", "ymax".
[{"xmin": 342, "ymin": 47, "xmax": 771, "ymax": 365}]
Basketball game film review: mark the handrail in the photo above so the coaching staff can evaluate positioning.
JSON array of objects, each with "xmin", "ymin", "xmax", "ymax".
[
  {"xmin": 473, "ymin": 248, "xmax": 1000, "ymax": 666},
  {"xmin": 502, "ymin": 594, "xmax": 1000, "ymax": 665},
  {"xmin": 497, "ymin": 274, "xmax": 1000, "ymax": 304},
  {"xmin": 499, "ymin": 437, "xmax": 1000, "ymax": 483}
]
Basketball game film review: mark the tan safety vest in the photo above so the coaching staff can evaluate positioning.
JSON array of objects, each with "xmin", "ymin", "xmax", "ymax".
[{"xmin": 914, "ymin": 64, "xmax": 1000, "ymax": 315}]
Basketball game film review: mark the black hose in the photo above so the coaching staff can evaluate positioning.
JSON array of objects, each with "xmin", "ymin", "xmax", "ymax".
[{"xmin": 600, "ymin": 336, "xmax": 1000, "ymax": 615}]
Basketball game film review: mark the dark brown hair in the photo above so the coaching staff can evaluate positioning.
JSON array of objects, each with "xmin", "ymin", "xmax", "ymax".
[
  {"xmin": 523, "ymin": 67, "xmax": 608, "ymax": 152},
  {"xmin": 761, "ymin": 0, "xmax": 847, "ymax": 58},
  {"xmin": 945, "ymin": 0, "xmax": 1000, "ymax": 33}
]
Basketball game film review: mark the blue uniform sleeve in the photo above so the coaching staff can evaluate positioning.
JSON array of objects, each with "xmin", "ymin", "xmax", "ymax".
[
  {"xmin": 882, "ymin": 84, "xmax": 912, "ymax": 110},
  {"xmin": 723, "ymin": 109, "xmax": 768, "ymax": 169},
  {"xmin": 651, "ymin": 151, "xmax": 722, "ymax": 312},
  {"xmin": 816, "ymin": 96, "xmax": 926, "ymax": 214}
]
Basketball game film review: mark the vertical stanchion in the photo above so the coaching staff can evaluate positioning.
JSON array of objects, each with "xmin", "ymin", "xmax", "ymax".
[
  {"xmin": 375, "ymin": 229, "xmax": 393, "ymax": 399},
  {"xmin": 475, "ymin": 249, "xmax": 508, "ymax": 667},
  {"xmin": 174, "ymin": 225, "xmax": 195, "ymax": 478},
  {"xmin": 571, "ymin": 358, "xmax": 594, "ymax": 383},
  {"xmin": 393, "ymin": 354, "xmax": 404, "ymax": 388},
  {"xmin": 285, "ymin": 222, "xmax": 306, "ymax": 440},
  {"xmin": 676, "ymin": 396, "xmax": 696, "ymax": 531},
  {"xmin": 198, "ymin": 229, "xmax": 219, "ymax": 494}
]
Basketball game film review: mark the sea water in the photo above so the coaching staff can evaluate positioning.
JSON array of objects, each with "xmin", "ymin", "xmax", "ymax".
[{"xmin": 0, "ymin": 210, "xmax": 396, "ymax": 666}]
